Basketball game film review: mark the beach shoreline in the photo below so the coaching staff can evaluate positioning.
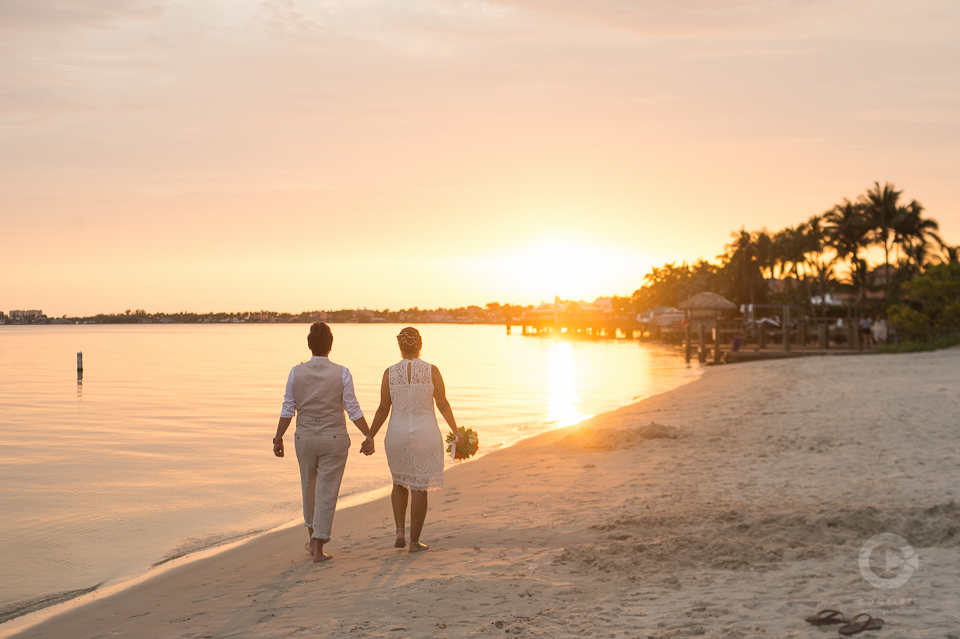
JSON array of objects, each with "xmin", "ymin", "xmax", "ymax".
[
  {"xmin": 0, "ymin": 324, "xmax": 699, "ymax": 615},
  {"xmin": 0, "ymin": 371, "xmax": 699, "ymax": 635},
  {"xmin": 0, "ymin": 336, "xmax": 704, "ymax": 634},
  {"xmin": 7, "ymin": 350, "xmax": 960, "ymax": 638}
]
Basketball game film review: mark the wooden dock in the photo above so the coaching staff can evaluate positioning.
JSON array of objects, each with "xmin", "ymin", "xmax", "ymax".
[
  {"xmin": 678, "ymin": 322, "xmax": 870, "ymax": 365},
  {"xmin": 508, "ymin": 311, "xmax": 871, "ymax": 365},
  {"xmin": 506, "ymin": 313, "xmax": 647, "ymax": 339}
]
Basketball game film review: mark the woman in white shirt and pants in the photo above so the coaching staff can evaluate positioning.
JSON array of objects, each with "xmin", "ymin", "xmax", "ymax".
[{"xmin": 273, "ymin": 323, "xmax": 374, "ymax": 562}]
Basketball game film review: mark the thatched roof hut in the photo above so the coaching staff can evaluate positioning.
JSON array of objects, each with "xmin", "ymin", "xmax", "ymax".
[{"xmin": 678, "ymin": 292, "xmax": 737, "ymax": 311}]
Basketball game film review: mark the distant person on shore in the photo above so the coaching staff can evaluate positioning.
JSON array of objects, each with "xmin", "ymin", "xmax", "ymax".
[
  {"xmin": 365, "ymin": 327, "xmax": 461, "ymax": 553},
  {"xmin": 272, "ymin": 322, "xmax": 375, "ymax": 563},
  {"xmin": 859, "ymin": 314, "xmax": 874, "ymax": 350},
  {"xmin": 731, "ymin": 333, "xmax": 743, "ymax": 352},
  {"xmin": 871, "ymin": 313, "xmax": 888, "ymax": 345}
]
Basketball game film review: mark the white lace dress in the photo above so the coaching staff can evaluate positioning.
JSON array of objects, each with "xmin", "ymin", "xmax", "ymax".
[{"xmin": 384, "ymin": 358, "xmax": 444, "ymax": 491}]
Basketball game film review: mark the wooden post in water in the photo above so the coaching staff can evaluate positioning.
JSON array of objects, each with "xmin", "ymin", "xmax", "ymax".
[
  {"xmin": 698, "ymin": 325, "xmax": 706, "ymax": 363},
  {"xmin": 713, "ymin": 327, "xmax": 722, "ymax": 363},
  {"xmin": 782, "ymin": 306, "xmax": 791, "ymax": 353},
  {"xmin": 77, "ymin": 351, "xmax": 83, "ymax": 382},
  {"xmin": 684, "ymin": 324, "xmax": 692, "ymax": 362}
]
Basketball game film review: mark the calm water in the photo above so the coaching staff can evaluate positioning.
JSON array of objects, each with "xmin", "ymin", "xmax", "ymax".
[{"xmin": 0, "ymin": 324, "xmax": 700, "ymax": 614}]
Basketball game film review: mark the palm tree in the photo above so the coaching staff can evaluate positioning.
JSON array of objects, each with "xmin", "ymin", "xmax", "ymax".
[
  {"xmin": 847, "ymin": 256, "xmax": 870, "ymax": 318},
  {"xmin": 769, "ymin": 229, "xmax": 790, "ymax": 279},
  {"xmin": 721, "ymin": 228, "xmax": 765, "ymax": 306},
  {"xmin": 802, "ymin": 215, "xmax": 836, "ymax": 318},
  {"xmin": 775, "ymin": 225, "xmax": 808, "ymax": 281},
  {"xmin": 893, "ymin": 199, "xmax": 941, "ymax": 271},
  {"xmin": 824, "ymin": 198, "xmax": 870, "ymax": 264},
  {"xmin": 859, "ymin": 181, "xmax": 902, "ymax": 286},
  {"xmin": 942, "ymin": 245, "xmax": 960, "ymax": 265},
  {"xmin": 901, "ymin": 237, "xmax": 936, "ymax": 278},
  {"xmin": 824, "ymin": 198, "xmax": 871, "ymax": 304},
  {"xmin": 753, "ymin": 230, "xmax": 776, "ymax": 279}
]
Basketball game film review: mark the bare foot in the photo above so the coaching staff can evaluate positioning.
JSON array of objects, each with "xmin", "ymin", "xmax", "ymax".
[
  {"xmin": 395, "ymin": 528, "xmax": 406, "ymax": 549},
  {"xmin": 304, "ymin": 541, "xmax": 313, "ymax": 554},
  {"xmin": 408, "ymin": 542, "xmax": 428, "ymax": 553},
  {"xmin": 312, "ymin": 539, "xmax": 331, "ymax": 563}
]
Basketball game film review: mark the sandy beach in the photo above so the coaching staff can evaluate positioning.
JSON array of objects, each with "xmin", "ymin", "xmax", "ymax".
[{"xmin": 8, "ymin": 349, "xmax": 960, "ymax": 639}]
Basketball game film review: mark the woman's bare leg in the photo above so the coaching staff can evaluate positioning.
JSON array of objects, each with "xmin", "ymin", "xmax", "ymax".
[
  {"xmin": 409, "ymin": 490, "xmax": 428, "ymax": 552},
  {"xmin": 391, "ymin": 484, "xmax": 408, "ymax": 548}
]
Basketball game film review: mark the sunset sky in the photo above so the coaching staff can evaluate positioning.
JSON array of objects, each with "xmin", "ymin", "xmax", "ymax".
[{"xmin": 2, "ymin": 0, "xmax": 958, "ymax": 316}]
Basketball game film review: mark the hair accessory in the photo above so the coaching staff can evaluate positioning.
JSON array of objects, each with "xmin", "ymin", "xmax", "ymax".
[{"xmin": 397, "ymin": 327, "xmax": 422, "ymax": 350}]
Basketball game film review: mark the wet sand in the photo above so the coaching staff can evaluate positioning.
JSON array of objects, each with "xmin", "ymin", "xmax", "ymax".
[{"xmin": 8, "ymin": 349, "xmax": 960, "ymax": 638}]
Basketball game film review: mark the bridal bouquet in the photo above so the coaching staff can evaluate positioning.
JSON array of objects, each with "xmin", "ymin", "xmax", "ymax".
[{"xmin": 446, "ymin": 427, "xmax": 479, "ymax": 461}]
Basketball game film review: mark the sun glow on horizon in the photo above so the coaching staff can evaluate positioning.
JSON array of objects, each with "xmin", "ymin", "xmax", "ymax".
[{"xmin": 471, "ymin": 236, "xmax": 656, "ymax": 304}]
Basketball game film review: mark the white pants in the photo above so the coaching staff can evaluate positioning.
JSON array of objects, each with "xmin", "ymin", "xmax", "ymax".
[{"xmin": 295, "ymin": 432, "xmax": 350, "ymax": 541}]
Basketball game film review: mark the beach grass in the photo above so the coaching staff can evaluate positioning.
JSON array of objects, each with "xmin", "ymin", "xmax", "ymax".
[{"xmin": 873, "ymin": 333, "xmax": 960, "ymax": 354}]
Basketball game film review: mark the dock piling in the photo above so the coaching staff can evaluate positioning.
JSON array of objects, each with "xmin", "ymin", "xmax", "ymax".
[
  {"xmin": 782, "ymin": 306, "xmax": 791, "ymax": 353},
  {"xmin": 854, "ymin": 324, "xmax": 862, "ymax": 351}
]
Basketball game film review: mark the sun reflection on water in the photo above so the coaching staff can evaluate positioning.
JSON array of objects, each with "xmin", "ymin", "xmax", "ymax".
[{"xmin": 547, "ymin": 341, "xmax": 593, "ymax": 427}]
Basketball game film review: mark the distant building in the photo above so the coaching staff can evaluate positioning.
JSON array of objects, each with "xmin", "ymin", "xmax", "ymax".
[
  {"xmin": 9, "ymin": 310, "xmax": 43, "ymax": 319},
  {"xmin": 870, "ymin": 264, "xmax": 898, "ymax": 289},
  {"xmin": 765, "ymin": 278, "xmax": 799, "ymax": 294},
  {"xmin": 677, "ymin": 292, "xmax": 737, "ymax": 329}
]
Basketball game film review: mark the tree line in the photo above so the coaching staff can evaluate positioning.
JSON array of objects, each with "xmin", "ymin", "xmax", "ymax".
[
  {"xmin": 38, "ymin": 303, "xmax": 534, "ymax": 325},
  {"xmin": 632, "ymin": 181, "xmax": 958, "ymax": 329}
]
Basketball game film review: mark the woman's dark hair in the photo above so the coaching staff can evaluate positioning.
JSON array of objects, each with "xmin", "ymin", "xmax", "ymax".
[
  {"xmin": 397, "ymin": 327, "xmax": 422, "ymax": 357},
  {"xmin": 307, "ymin": 322, "xmax": 334, "ymax": 355}
]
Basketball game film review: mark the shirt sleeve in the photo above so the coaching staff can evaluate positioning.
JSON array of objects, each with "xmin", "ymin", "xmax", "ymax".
[
  {"xmin": 280, "ymin": 367, "xmax": 296, "ymax": 418},
  {"xmin": 341, "ymin": 367, "xmax": 364, "ymax": 422}
]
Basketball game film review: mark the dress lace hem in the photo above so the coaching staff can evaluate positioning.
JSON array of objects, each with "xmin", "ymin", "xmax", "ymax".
[{"xmin": 391, "ymin": 472, "xmax": 443, "ymax": 491}]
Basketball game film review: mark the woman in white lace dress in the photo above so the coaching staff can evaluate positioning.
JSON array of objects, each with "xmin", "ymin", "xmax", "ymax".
[{"xmin": 367, "ymin": 327, "xmax": 460, "ymax": 552}]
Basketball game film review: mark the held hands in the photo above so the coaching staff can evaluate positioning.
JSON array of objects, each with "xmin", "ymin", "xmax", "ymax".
[
  {"xmin": 360, "ymin": 437, "xmax": 375, "ymax": 456},
  {"xmin": 276, "ymin": 437, "xmax": 375, "ymax": 456}
]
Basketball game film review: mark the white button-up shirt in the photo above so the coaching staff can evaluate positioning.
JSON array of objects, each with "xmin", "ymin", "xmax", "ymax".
[{"xmin": 280, "ymin": 356, "xmax": 364, "ymax": 422}]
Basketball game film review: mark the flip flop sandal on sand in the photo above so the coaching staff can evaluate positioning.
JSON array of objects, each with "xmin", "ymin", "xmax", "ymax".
[
  {"xmin": 838, "ymin": 614, "xmax": 884, "ymax": 635},
  {"xmin": 803, "ymin": 610, "xmax": 848, "ymax": 625}
]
